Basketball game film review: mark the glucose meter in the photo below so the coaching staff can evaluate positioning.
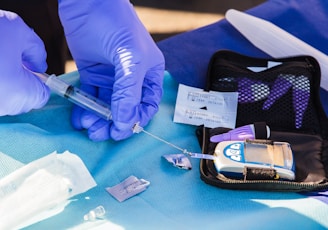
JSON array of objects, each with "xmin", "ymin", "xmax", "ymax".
[{"xmin": 213, "ymin": 140, "xmax": 295, "ymax": 181}]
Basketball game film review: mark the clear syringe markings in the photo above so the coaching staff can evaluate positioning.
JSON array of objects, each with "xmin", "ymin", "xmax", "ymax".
[
  {"xmin": 34, "ymin": 72, "xmax": 215, "ymax": 160},
  {"xmin": 33, "ymin": 72, "xmax": 112, "ymax": 121}
]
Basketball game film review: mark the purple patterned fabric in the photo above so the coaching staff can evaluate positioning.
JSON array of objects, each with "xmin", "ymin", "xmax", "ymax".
[
  {"xmin": 263, "ymin": 74, "xmax": 294, "ymax": 109},
  {"xmin": 238, "ymin": 78, "xmax": 270, "ymax": 103},
  {"xmin": 292, "ymin": 76, "xmax": 310, "ymax": 128}
]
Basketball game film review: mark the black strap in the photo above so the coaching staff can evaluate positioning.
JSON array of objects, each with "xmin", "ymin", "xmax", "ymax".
[{"xmin": 254, "ymin": 122, "xmax": 268, "ymax": 139}]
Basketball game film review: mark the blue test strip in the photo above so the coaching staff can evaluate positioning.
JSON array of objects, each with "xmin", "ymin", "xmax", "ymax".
[{"xmin": 190, "ymin": 153, "xmax": 216, "ymax": 160}]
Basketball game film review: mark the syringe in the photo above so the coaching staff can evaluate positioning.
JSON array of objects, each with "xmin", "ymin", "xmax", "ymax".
[
  {"xmin": 33, "ymin": 72, "xmax": 113, "ymax": 121},
  {"xmin": 33, "ymin": 72, "xmax": 213, "ymax": 159}
]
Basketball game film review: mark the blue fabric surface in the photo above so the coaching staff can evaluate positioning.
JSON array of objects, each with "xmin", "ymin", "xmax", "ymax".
[
  {"xmin": 157, "ymin": 0, "xmax": 328, "ymax": 100},
  {"xmin": 0, "ymin": 72, "xmax": 327, "ymax": 229}
]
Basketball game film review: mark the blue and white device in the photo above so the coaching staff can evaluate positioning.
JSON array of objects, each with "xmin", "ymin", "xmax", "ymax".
[{"xmin": 213, "ymin": 140, "xmax": 295, "ymax": 180}]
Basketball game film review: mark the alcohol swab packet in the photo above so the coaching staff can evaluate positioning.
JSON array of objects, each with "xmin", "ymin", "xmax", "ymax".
[{"xmin": 106, "ymin": 176, "xmax": 150, "ymax": 202}]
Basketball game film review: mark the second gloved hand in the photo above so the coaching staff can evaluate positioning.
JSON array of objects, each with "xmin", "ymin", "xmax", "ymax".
[
  {"xmin": 58, "ymin": 0, "xmax": 165, "ymax": 141},
  {"xmin": 0, "ymin": 10, "xmax": 50, "ymax": 116}
]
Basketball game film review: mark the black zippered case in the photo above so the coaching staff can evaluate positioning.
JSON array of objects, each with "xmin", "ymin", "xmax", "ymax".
[{"xmin": 197, "ymin": 50, "xmax": 328, "ymax": 192}]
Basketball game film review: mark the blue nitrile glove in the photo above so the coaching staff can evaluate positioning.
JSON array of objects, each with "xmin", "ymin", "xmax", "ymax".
[
  {"xmin": 58, "ymin": 0, "xmax": 165, "ymax": 141},
  {"xmin": 0, "ymin": 10, "xmax": 50, "ymax": 116}
]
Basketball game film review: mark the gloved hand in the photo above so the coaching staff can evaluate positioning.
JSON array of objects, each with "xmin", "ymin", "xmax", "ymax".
[
  {"xmin": 0, "ymin": 10, "xmax": 50, "ymax": 115},
  {"xmin": 58, "ymin": 0, "xmax": 165, "ymax": 141}
]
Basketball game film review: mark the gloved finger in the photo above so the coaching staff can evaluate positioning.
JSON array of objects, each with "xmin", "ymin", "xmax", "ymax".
[
  {"xmin": 79, "ymin": 87, "xmax": 114, "ymax": 141},
  {"xmin": 0, "ymin": 68, "xmax": 50, "ymax": 115},
  {"xmin": 71, "ymin": 83, "xmax": 113, "ymax": 135},
  {"xmin": 20, "ymin": 30, "xmax": 49, "ymax": 111},
  {"xmin": 110, "ymin": 66, "xmax": 144, "ymax": 135},
  {"xmin": 73, "ymin": 107, "xmax": 113, "ymax": 141},
  {"xmin": 0, "ymin": 10, "xmax": 48, "ymax": 73},
  {"xmin": 0, "ymin": 11, "xmax": 49, "ymax": 115},
  {"xmin": 110, "ymin": 64, "xmax": 164, "ymax": 140},
  {"xmin": 87, "ymin": 119, "xmax": 112, "ymax": 142},
  {"xmin": 71, "ymin": 98, "xmax": 113, "ymax": 141},
  {"xmin": 70, "ymin": 84, "xmax": 98, "ymax": 129},
  {"xmin": 138, "ymin": 65, "xmax": 164, "ymax": 126},
  {"xmin": 78, "ymin": 64, "xmax": 115, "ymax": 88},
  {"xmin": 21, "ymin": 28, "xmax": 48, "ymax": 72},
  {"xmin": 71, "ymin": 105, "xmax": 88, "ymax": 130},
  {"xmin": 78, "ymin": 64, "xmax": 115, "ymax": 110}
]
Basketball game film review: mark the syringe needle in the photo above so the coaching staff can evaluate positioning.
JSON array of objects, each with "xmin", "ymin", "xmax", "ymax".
[
  {"xmin": 132, "ymin": 123, "xmax": 216, "ymax": 160},
  {"xmin": 142, "ymin": 128, "xmax": 190, "ymax": 155},
  {"xmin": 132, "ymin": 122, "xmax": 191, "ymax": 156}
]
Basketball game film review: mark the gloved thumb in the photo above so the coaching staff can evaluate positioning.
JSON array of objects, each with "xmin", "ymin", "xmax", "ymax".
[{"xmin": 21, "ymin": 25, "xmax": 48, "ymax": 73}]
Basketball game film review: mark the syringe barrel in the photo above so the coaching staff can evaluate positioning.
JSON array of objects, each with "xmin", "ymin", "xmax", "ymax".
[
  {"xmin": 45, "ymin": 75, "xmax": 112, "ymax": 121},
  {"xmin": 45, "ymin": 74, "xmax": 69, "ymax": 97}
]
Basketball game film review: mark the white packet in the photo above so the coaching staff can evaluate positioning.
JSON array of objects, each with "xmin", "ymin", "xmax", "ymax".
[
  {"xmin": 174, "ymin": 84, "xmax": 238, "ymax": 128},
  {"xmin": 0, "ymin": 151, "xmax": 97, "ymax": 229}
]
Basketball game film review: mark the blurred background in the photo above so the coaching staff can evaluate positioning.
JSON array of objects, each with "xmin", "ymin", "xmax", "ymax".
[
  {"xmin": 0, "ymin": 0, "xmax": 265, "ymax": 73},
  {"xmin": 132, "ymin": 0, "xmax": 265, "ymax": 42}
]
